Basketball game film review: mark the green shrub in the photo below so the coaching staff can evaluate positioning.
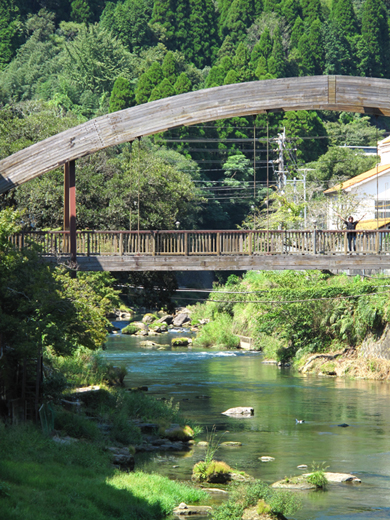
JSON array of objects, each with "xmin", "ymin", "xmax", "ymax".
[
  {"xmin": 54, "ymin": 409, "xmax": 100, "ymax": 441},
  {"xmin": 110, "ymin": 410, "xmax": 142, "ymax": 445},
  {"xmin": 256, "ymin": 499, "xmax": 271, "ymax": 515},
  {"xmin": 307, "ymin": 470, "xmax": 328, "ymax": 489},
  {"xmin": 193, "ymin": 314, "xmax": 240, "ymax": 349},
  {"xmin": 212, "ymin": 479, "xmax": 302, "ymax": 519}
]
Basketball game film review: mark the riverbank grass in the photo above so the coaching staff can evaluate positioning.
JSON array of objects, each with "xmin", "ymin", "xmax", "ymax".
[{"xmin": 0, "ymin": 423, "xmax": 207, "ymax": 520}]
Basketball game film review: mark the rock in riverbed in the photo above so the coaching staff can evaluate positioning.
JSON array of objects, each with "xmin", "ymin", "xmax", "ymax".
[
  {"xmin": 222, "ymin": 407, "xmax": 254, "ymax": 416},
  {"xmin": 173, "ymin": 503, "xmax": 212, "ymax": 516}
]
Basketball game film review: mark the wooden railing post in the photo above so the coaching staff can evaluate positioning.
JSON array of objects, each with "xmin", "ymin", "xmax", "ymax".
[
  {"xmin": 217, "ymin": 233, "xmax": 221, "ymax": 255},
  {"xmin": 344, "ymin": 231, "xmax": 347, "ymax": 254},
  {"xmin": 184, "ymin": 232, "xmax": 188, "ymax": 256},
  {"xmin": 119, "ymin": 233, "xmax": 124, "ymax": 256},
  {"xmin": 375, "ymin": 231, "xmax": 380, "ymax": 253},
  {"xmin": 152, "ymin": 232, "xmax": 156, "ymax": 256},
  {"xmin": 87, "ymin": 232, "xmax": 90, "ymax": 257},
  {"xmin": 313, "ymin": 229, "xmax": 317, "ymax": 255}
]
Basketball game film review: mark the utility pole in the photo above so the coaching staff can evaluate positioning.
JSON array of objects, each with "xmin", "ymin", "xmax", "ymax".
[{"xmin": 274, "ymin": 128, "xmax": 287, "ymax": 191}]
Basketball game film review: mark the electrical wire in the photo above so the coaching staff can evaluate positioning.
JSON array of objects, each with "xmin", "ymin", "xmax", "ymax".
[{"xmin": 174, "ymin": 288, "xmax": 390, "ymax": 305}]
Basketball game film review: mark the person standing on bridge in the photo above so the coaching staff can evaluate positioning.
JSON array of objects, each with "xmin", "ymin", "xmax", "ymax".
[{"xmin": 335, "ymin": 212, "xmax": 366, "ymax": 252}]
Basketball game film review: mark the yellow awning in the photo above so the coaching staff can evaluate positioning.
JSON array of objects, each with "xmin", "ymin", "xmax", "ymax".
[{"xmin": 356, "ymin": 218, "xmax": 390, "ymax": 230}]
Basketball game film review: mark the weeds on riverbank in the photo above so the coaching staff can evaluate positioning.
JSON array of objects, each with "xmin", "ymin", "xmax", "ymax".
[
  {"xmin": 193, "ymin": 314, "xmax": 240, "ymax": 349},
  {"xmin": 211, "ymin": 480, "xmax": 301, "ymax": 520},
  {"xmin": 191, "ymin": 270, "xmax": 390, "ymax": 363},
  {"xmin": 0, "ymin": 423, "xmax": 207, "ymax": 520}
]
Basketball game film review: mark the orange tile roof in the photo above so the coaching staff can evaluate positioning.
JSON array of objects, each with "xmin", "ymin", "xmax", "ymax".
[
  {"xmin": 356, "ymin": 218, "xmax": 390, "ymax": 230},
  {"xmin": 382, "ymin": 135, "xmax": 390, "ymax": 144},
  {"xmin": 324, "ymin": 163, "xmax": 390, "ymax": 194}
]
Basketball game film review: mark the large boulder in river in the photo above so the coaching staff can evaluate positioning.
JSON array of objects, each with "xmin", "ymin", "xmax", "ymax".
[
  {"xmin": 157, "ymin": 314, "xmax": 174, "ymax": 325},
  {"xmin": 142, "ymin": 313, "xmax": 158, "ymax": 324},
  {"xmin": 222, "ymin": 407, "xmax": 254, "ymax": 416},
  {"xmin": 173, "ymin": 313, "xmax": 191, "ymax": 327}
]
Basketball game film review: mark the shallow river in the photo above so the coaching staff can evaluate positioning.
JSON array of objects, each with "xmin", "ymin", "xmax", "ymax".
[{"xmin": 105, "ymin": 324, "xmax": 390, "ymax": 520}]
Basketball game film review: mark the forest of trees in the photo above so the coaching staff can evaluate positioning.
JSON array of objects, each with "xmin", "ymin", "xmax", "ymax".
[{"xmin": 0, "ymin": 0, "xmax": 389, "ymax": 230}]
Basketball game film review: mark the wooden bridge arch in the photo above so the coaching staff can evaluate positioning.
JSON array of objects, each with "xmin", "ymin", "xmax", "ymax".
[{"xmin": 1, "ymin": 75, "xmax": 390, "ymax": 194}]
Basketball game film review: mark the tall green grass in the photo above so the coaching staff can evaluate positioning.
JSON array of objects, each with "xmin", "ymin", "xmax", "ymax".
[
  {"xmin": 0, "ymin": 423, "xmax": 207, "ymax": 520},
  {"xmin": 193, "ymin": 314, "xmax": 240, "ymax": 349}
]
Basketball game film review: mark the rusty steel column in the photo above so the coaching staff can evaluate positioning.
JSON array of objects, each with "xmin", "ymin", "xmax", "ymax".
[
  {"xmin": 64, "ymin": 162, "xmax": 70, "ymax": 231},
  {"xmin": 69, "ymin": 160, "xmax": 77, "ymax": 263}
]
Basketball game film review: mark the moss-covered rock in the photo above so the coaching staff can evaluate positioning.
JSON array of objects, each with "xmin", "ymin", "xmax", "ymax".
[
  {"xmin": 192, "ymin": 460, "xmax": 234, "ymax": 484},
  {"xmin": 163, "ymin": 425, "xmax": 194, "ymax": 441},
  {"xmin": 122, "ymin": 324, "xmax": 138, "ymax": 335},
  {"xmin": 171, "ymin": 337, "xmax": 190, "ymax": 347}
]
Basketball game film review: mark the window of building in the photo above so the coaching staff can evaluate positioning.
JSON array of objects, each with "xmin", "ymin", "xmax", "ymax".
[{"xmin": 375, "ymin": 200, "xmax": 390, "ymax": 219}]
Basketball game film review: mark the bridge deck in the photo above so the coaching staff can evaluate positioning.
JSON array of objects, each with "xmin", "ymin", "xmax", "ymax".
[{"xmin": 11, "ymin": 229, "xmax": 390, "ymax": 271}]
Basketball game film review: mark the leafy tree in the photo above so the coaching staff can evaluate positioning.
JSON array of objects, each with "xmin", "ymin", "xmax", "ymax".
[
  {"xmin": 257, "ymin": 27, "xmax": 273, "ymax": 59},
  {"xmin": 297, "ymin": 33, "xmax": 315, "ymax": 75},
  {"xmin": 281, "ymin": 110, "xmax": 328, "ymax": 163},
  {"xmin": 360, "ymin": 0, "xmax": 390, "ymax": 77},
  {"xmin": 70, "ymin": 0, "xmax": 91, "ymax": 23},
  {"xmin": 217, "ymin": 35, "xmax": 236, "ymax": 61},
  {"xmin": 325, "ymin": 113, "xmax": 384, "ymax": 146},
  {"xmin": 255, "ymin": 55, "xmax": 268, "ymax": 78},
  {"xmin": 109, "ymin": 77, "xmax": 135, "ymax": 112},
  {"xmin": 100, "ymin": 0, "xmax": 153, "ymax": 51},
  {"xmin": 290, "ymin": 15, "xmax": 304, "ymax": 48},
  {"xmin": 306, "ymin": 145, "xmax": 378, "ymax": 184},
  {"xmin": 62, "ymin": 24, "xmax": 135, "ymax": 96},
  {"xmin": 331, "ymin": 0, "xmax": 358, "ymax": 38},
  {"xmin": 324, "ymin": 21, "xmax": 355, "ymax": 75},
  {"xmin": 268, "ymin": 26, "xmax": 285, "ymax": 77},
  {"xmin": 233, "ymin": 42, "xmax": 252, "ymax": 81},
  {"xmin": 147, "ymin": 61, "xmax": 164, "ymax": 86},
  {"xmin": 300, "ymin": 0, "xmax": 322, "ymax": 24},
  {"xmin": 173, "ymin": 72, "xmax": 192, "ymax": 93},
  {"xmin": 0, "ymin": 0, "xmax": 21, "ymax": 70},
  {"xmin": 185, "ymin": 0, "xmax": 220, "ymax": 67},
  {"xmin": 150, "ymin": 0, "xmax": 175, "ymax": 45},
  {"xmin": 280, "ymin": 0, "xmax": 301, "ymax": 25},
  {"xmin": 205, "ymin": 65, "xmax": 226, "ymax": 87},
  {"xmin": 162, "ymin": 51, "xmax": 177, "ymax": 84},
  {"xmin": 149, "ymin": 78, "xmax": 176, "ymax": 100},
  {"xmin": 221, "ymin": 0, "xmax": 257, "ymax": 43},
  {"xmin": 264, "ymin": 0, "xmax": 280, "ymax": 11},
  {"xmin": 308, "ymin": 18, "xmax": 324, "ymax": 74},
  {"xmin": 135, "ymin": 72, "xmax": 153, "ymax": 104},
  {"xmin": 224, "ymin": 70, "xmax": 238, "ymax": 84},
  {"xmin": 0, "ymin": 208, "xmax": 120, "ymax": 411},
  {"xmin": 219, "ymin": 154, "xmax": 255, "ymax": 225}
]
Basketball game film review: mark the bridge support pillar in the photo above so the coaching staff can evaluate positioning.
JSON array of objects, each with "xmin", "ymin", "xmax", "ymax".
[{"xmin": 64, "ymin": 160, "xmax": 77, "ymax": 264}]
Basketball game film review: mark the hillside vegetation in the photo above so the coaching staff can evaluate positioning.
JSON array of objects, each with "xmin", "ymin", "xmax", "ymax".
[{"xmin": 0, "ymin": 0, "xmax": 389, "ymax": 231}]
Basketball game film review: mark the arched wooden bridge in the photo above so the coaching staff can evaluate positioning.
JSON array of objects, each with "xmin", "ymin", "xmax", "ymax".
[{"xmin": 2, "ymin": 75, "xmax": 390, "ymax": 271}]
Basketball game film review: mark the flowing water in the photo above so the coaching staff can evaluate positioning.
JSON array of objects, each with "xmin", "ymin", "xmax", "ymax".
[{"xmin": 105, "ymin": 323, "xmax": 390, "ymax": 519}]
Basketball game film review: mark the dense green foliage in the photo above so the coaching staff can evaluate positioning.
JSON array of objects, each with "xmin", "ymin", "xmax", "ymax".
[
  {"xmin": 192, "ymin": 270, "xmax": 390, "ymax": 361},
  {"xmin": 0, "ymin": 0, "xmax": 389, "ymax": 231}
]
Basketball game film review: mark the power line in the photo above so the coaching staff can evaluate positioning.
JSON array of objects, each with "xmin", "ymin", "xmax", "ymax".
[{"xmin": 174, "ymin": 288, "xmax": 390, "ymax": 305}]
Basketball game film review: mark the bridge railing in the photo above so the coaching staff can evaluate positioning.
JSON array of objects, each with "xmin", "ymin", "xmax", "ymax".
[{"xmin": 9, "ymin": 229, "xmax": 390, "ymax": 256}]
